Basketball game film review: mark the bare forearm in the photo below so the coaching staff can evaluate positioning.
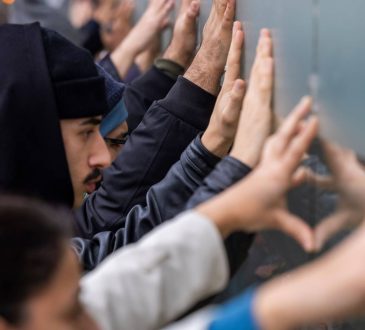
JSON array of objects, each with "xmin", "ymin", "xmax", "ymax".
[
  {"xmin": 184, "ymin": 52, "xmax": 223, "ymax": 96},
  {"xmin": 163, "ymin": 39, "xmax": 195, "ymax": 70},
  {"xmin": 254, "ymin": 263, "xmax": 338, "ymax": 330},
  {"xmin": 163, "ymin": 46, "xmax": 190, "ymax": 70},
  {"xmin": 195, "ymin": 175, "xmax": 262, "ymax": 238},
  {"xmin": 201, "ymin": 129, "xmax": 232, "ymax": 158},
  {"xmin": 110, "ymin": 39, "xmax": 138, "ymax": 79},
  {"xmin": 255, "ymin": 225, "xmax": 365, "ymax": 329}
]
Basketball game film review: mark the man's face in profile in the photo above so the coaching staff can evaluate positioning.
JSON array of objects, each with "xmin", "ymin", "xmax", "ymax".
[{"xmin": 60, "ymin": 116, "xmax": 111, "ymax": 208}]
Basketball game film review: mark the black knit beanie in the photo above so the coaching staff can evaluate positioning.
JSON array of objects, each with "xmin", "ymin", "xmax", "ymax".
[{"xmin": 41, "ymin": 28, "xmax": 108, "ymax": 119}]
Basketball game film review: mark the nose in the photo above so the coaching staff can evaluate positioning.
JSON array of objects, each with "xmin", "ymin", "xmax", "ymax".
[{"xmin": 89, "ymin": 131, "xmax": 112, "ymax": 170}]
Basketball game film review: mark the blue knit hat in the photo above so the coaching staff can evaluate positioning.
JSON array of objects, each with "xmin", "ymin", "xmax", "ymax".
[{"xmin": 96, "ymin": 64, "xmax": 128, "ymax": 137}]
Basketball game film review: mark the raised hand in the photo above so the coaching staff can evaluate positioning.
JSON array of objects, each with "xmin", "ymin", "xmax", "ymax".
[
  {"xmin": 163, "ymin": 0, "xmax": 201, "ymax": 69},
  {"xmin": 230, "ymin": 28, "xmax": 274, "ymax": 168},
  {"xmin": 312, "ymin": 141, "xmax": 365, "ymax": 251},
  {"xmin": 197, "ymin": 97, "xmax": 319, "ymax": 252},
  {"xmin": 201, "ymin": 21, "xmax": 245, "ymax": 157},
  {"xmin": 201, "ymin": 0, "xmax": 237, "ymax": 71},
  {"xmin": 100, "ymin": 0, "xmax": 136, "ymax": 51},
  {"xmin": 184, "ymin": 0, "xmax": 236, "ymax": 95},
  {"xmin": 255, "ymin": 222, "xmax": 365, "ymax": 330},
  {"xmin": 111, "ymin": 0, "xmax": 174, "ymax": 78}
]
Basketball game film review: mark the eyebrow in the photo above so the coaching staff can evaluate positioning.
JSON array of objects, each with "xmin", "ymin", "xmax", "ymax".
[
  {"xmin": 117, "ymin": 132, "xmax": 129, "ymax": 139},
  {"xmin": 81, "ymin": 117, "xmax": 102, "ymax": 126}
]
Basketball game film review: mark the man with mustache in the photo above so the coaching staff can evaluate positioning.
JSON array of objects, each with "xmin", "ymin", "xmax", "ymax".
[
  {"xmin": 0, "ymin": 95, "xmax": 323, "ymax": 330},
  {"xmin": 83, "ymin": 168, "xmax": 103, "ymax": 193},
  {"xmin": 74, "ymin": 0, "xmax": 258, "ymax": 272},
  {"xmin": 0, "ymin": 23, "xmax": 111, "ymax": 208},
  {"xmin": 1, "ymin": 0, "xmax": 256, "ymax": 287}
]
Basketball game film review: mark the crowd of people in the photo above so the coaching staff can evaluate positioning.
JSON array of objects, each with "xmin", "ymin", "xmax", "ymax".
[{"xmin": 1, "ymin": 0, "xmax": 365, "ymax": 329}]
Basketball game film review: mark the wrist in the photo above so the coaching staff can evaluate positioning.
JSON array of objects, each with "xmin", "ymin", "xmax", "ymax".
[
  {"xmin": 198, "ymin": 42, "xmax": 227, "ymax": 73},
  {"xmin": 253, "ymin": 269, "xmax": 313, "ymax": 330},
  {"xmin": 111, "ymin": 41, "xmax": 138, "ymax": 78},
  {"xmin": 254, "ymin": 284, "xmax": 299, "ymax": 330},
  {"xmin": 120, "ymin": 34, "xmax": 141, "ymax": 58},
  {"xmin": 201, "ymin": 129, "xmax": 232, "ymax": 158},
  {"xmin": 195, "ymin": 179, "xmax": 258, "ymax": 238},
  {"xmin": 184, "ymin": 52, "xmax": 223, "ymax": 95},
  {"xmin": 253, "ymin": 288, "xmax": 282, "ymax": 330},
  {"xmin": 163, "ymin": 42, "xmax": 193, "ymax": 69},
  {"xmin": 230, "ymin": 145, "xmax": 260, "ymax": 169},
  {"xmin": 196, "ymin": 201, "xmax": 237, "ymax": 239},
  {"xmin": 155, "ymin": 58, "xmax": 185, "ymax": 80}
]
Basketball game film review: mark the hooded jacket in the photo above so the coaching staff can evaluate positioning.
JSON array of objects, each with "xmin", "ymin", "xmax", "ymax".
[
  {"xmin": 0, "ymin": 23, "xmax": 73, "ymax": 206},
  {"xmin": 0, "ymin": 23, "xmax": 108, "ymax": 206},
  {"xmin": 73, "ymin": 74, "xmax": 254, "ymax": 276}
]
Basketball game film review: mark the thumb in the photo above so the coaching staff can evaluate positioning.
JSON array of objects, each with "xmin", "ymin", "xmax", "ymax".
[
  {"xmin": 314, "ymin": 210, "xmax": 354, "ymax": 252},
  {"xmin": 275, "ymin": 209, "xmax": 315, "ymax": 253}
]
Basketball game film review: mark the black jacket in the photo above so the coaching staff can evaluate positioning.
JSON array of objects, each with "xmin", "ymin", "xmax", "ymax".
[
  {"xmin": 73, "ymin": 138, "xmax": 254, "ymax": 273},
  {"xmin": 0, "ymin": 23, "xmax": 73, "ymax": 206},
  {"xmin": 73, "ymin": 136, "xmax": 221, "ymax": 269},
  {"xmin": 73, "ymin": 71, "xmax": 254, "ymax": 273},
  {"xmin": 184, "ymin": 156, "xmax": 254, "ymax": 276},
  {"xmin": 74, "ymin": 75, "xmax": 216, "ymax": 239}
]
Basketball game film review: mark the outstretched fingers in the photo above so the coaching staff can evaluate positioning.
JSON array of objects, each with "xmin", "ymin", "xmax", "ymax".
[
  {"xmin": 273, "ymin": 97, "xmax": 314, "ymax": 155},
  {"xmin": 321, "ymin": 140, "xmax": 358, "ymax": 180},
  {"xmin": 275, "ymin": 209, "xmax": 315, "ymax": 252},
  {"xmin": 283, "ymin": 115, "xmax": 319, "ymax": 174},
  {"xmin": 314, "ymin": 211, "xmax": 356, "ymax": 252},
  {"xmin": 223, "ymin": 0, "xmax": 236, "ymax": 27},
  {"xmin": 224, "ymin": 21, "xmax": 244, "ymax": 85},
  {"xmin": 247, "ymin": 29, "xmax": 274, "ymax": 106}
]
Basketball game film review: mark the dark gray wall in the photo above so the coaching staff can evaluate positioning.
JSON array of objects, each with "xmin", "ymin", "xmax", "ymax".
[
  {"xmin": 196, "ymin": 2, "xmax": 365, "ymax": 328},
  {"xmin": 194, "ymin": 0, "xmax": 365, "ymax": 156},
  {"xmin": 317, "ymin": 1, "xmax": 365, "ymax": 156}
]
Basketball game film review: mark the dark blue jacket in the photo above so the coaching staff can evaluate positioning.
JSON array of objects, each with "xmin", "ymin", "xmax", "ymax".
[
  {"xmin": 74, "ymin": 71, "xmax": 216, "ymax": 236},
  {"xmin": 73, "ymin": 68, "xmax": 254, "ymax": 274},
  {"xmin": 73, "ymin": 69, "xmax": 216, "ymax": 266},
  {"xmin": 73, "ymin": 140, "xmax": 253, "ymax": 273}
]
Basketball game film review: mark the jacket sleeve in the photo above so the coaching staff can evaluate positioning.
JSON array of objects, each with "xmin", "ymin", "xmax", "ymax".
[
  {"xmin": 184, "ymin": 156, "xmax": 255, "ymax": 277},
  {"xmin": 124, "ymin": 65, "xmax": 178, "ymax": 132},
  {"xmin": 80, "ymin": 20, "xmax": 103, "ymax": 56},
  {"xmin": 72, "ymin": 136, "xmax": 221, "ymax": 271},
  {"xmin": 98, "ymin": 54, "xmax": 122, "ymax": 82},
  {"xmin": 163, "ymin": 289, "xmax": 260, "ymax": 330},
  {"xmin": 80, "ymin": 211, "xmax": 229, "ymax": 330},
  {"xmin": 74, "ymin": 77, "xmax": 216, "ymax": 239}
]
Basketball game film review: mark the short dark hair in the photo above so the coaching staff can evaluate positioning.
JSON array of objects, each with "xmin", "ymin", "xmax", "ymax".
[{"xmin": 0, "ymin": 195, "xmax": 72, "ymax": 324}]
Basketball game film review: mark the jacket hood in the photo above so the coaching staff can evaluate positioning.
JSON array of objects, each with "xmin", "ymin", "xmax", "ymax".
[{"xmin": 0, "ymin": 23, "xmax": 75, "ymax": 206}]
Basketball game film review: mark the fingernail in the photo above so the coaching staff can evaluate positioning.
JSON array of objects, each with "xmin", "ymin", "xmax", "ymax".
[
  {"xmin": 260, "ymin": 28, "xmax": 270, "ymax": 37},
  {"xmin": 301, "ymin": 96, "xmax": 312, "ymax": 105}
]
